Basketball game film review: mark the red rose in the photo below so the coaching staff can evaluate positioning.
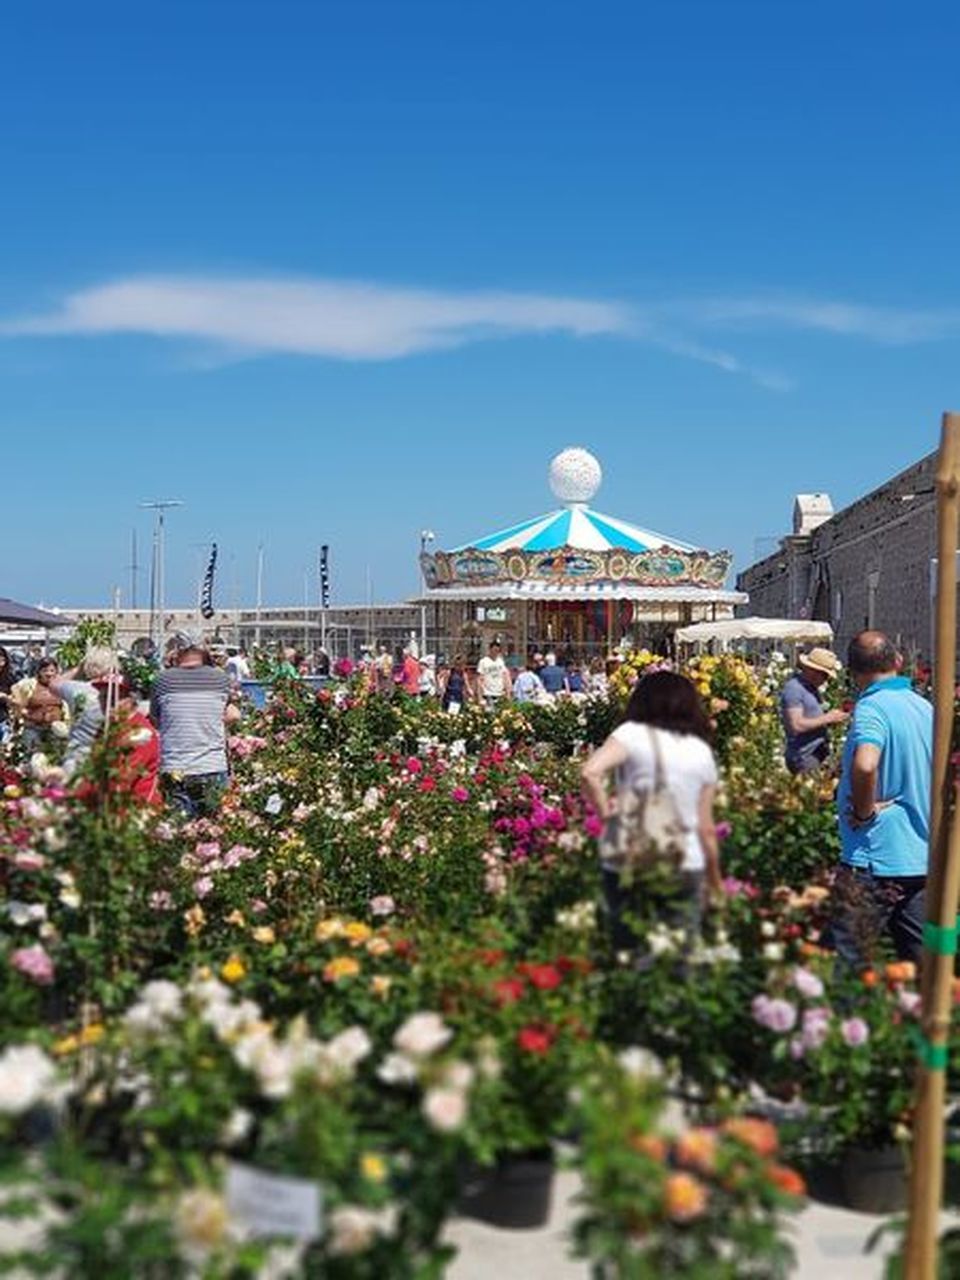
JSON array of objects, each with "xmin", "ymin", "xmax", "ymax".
[
  {"xmin": 493, "ymin": 978, "xmax": 526, "ymax": 1005},
  {"xmin": 517, "ymin": 1024, "xmax": 555, "ymax": 1054},
  {"xmin": 523, "ymin": 963, "xmax": 562, "ymax": 991},
  {"xmin": 419, "ymin": 777, "xmax": 437, "ymax": 792}
]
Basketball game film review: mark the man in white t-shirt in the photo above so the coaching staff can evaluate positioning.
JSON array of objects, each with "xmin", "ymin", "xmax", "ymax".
[{"xmin": 476, "ymin": 642, "xmax": 511, "ymax": 707}]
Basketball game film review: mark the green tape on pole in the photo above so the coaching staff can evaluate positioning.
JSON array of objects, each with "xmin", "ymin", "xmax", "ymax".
[
  {"xmin": 909, "ymin": 1025, "xmax": 950, "ymax": 1071},
  {"xmin": 922, "ymin": 917, "xmax": 960, "ymax": 956}
]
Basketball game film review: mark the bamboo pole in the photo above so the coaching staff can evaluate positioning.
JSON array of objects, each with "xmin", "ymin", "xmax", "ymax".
[{"xmin": 904, "ymin": 412, "xmax": 960, "ymax": 1279}]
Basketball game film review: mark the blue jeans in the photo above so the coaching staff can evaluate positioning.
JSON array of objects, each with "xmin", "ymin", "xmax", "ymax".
[
  {"xmin": 161, "ymin": 771, "xmax": 228, "ymax": 819},
  {"xmin": 826, "ymin": 864, "xmax": 926, "ymax": 968}
]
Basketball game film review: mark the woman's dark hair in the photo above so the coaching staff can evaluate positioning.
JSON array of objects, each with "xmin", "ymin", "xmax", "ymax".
[
  {"xmin": 0, "ymin": 646, "xmax": 11, "ymax": 692},
  {"xmin": 623, "ymin": 670, "xmax": 712, "ymax": 743}
]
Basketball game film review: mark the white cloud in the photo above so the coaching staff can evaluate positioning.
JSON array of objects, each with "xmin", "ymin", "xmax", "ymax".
[
  {"xmin": 3, "ymin": 274, "xmax": 957, "ymax": 390},
  {"xmin": 657, "ymin": 295, "xmax": 960, "ymax": 344},
  {"xmin": 2, "ymin": 275, "xmax": 629, "ymax": 360}
]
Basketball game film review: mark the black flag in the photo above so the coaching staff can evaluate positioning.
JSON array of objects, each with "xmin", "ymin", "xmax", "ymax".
[
  {"xmin": 319, "ymin": 544, "xmax": 330, "ymax": 608},
  {"xmin": 200, "ymin": 543, "xmax": 218, "ymax": 619}
]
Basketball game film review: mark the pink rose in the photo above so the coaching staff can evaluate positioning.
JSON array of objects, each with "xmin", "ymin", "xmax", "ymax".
[
  {"xmin": 13, "ymin": 851, "xmax": 45, "ymax": 873},
  {"xmin": 451, "ymin": 787, "xmax": 470, "ymax": 804},
  {"xmin": 792, "ymin": 968, "xmax": 825, "ymax": 1000},
  {"xmin": 11, "ymin": 944, "xmax": 55, "ymax": 985},
  {"xmin": 370, "ymin": 895, "xmax": 396, "ymax": 917},
  {"xmin": 583, "ymin": 813, "xmax": 603, "ymax": 838},
  {"xmin": 841, "ymin": 1017, "xmax": 870, "ymax": 1047},
  {"xmin": 194, "ymin": 877, "xmax": 214, "ymax": 899},
  {"xmin": 754, "ymin": 997, "xmax": 797, "ymax": 1033}
]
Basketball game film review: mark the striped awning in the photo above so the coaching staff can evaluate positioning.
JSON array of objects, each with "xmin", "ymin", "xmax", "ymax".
[{"xmin": 455, "ymin": 506, "xmax": 697, "ymax": 555}]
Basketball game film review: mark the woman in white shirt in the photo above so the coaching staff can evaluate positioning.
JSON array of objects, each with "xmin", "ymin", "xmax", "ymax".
[{"xmin": 581, "ymin": 670, "xmax": 722, "ymax": 948}]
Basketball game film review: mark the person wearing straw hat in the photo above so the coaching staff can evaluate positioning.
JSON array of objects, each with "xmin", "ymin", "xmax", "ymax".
[{"xmin": 779, "ymin": 647, "xmax": 848, "ymax": 774}]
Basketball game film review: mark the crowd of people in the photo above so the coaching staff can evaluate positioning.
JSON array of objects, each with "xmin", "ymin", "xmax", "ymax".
[
  {"xmin": 369, "ymin": 641, "xmax": 615, "ymax": 708},
  {"xmin": 1, "ymin": 624, "xmax": 936, "ymax": 973}
]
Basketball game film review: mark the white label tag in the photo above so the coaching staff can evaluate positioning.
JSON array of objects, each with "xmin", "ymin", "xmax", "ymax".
[{"xmin": 226, "ymin": 1161, "xmax": 323, "ymax": 1240}]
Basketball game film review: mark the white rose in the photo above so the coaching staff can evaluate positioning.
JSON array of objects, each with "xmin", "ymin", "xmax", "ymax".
[
  {"xmin": 0, "ymin": 1045, "xmax": 60, "ymax": 1115},
  {"xmin": 393, "ymin": 1012, "xmax": 452, "ymax": 1059},
  {"xmin": 441, "ymin": 1060, "xmax": 475, "ymax": 1092},
  {"xmin": 327, "ymin": 1205, "xmax": 384, "ymax": 1256},
  {"xmin": 220, "ymin": 1107, "xmax": 254, "ymax": 1147},
  {"xmin": 422, "ymin": 1086, "xmax": 467, "ymax": 1133},
  {"xmin": 617, "ymin": 1046, "xmax": 665, "ymax": 1082},
  {"xmin": 174, "ymin": 1187, "xmax": 229, "ymax": 1261},
  {"xmin": 139, "ymin": 980, "xmax": 184, "ymax": 1020},
  {"xmin": 5, "ymin": 901, "xmax": 47, "ymax": 927},
  {"xmin": 762, "ymin": 942, "xmax": 785, "ymax": 962},
  {"xmin": 376, "ymin": 1052, "xmax": 419, "ymax": 1086},
  {"xmin": 325, "ymin": 1027, "xmax": 372, "ymax": 1073}
]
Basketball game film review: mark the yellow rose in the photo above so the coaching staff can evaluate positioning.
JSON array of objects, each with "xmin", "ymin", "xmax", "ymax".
[
  {"xmin": 184, "ymin": 905, "xmax": 206, "ymax": 938},
  {"xmin": 323, "ymin": 955, "xmax": 361, "ymax": 983},
  {"xmin": 343, "ymin": 921, "xmax": 373, "ymax": 944},
  {"xmin": 365, "ymin": 936, "xmax": 392, "ymax": 957},
  {"xmin": 361, "ymin": 1153, "xmax": 388, "ymax": 1183},
  {"xmin": 221, "ymin": 954, "xmax": 247, "ymax": 984},
  {"xmin": 225, "ymin": 910, "xmax": 246, "ymax": 928},
  {"xmin": 251, "ymin": 926, "xmax": 276, "ymax": 945},
  {"xmin": 315, "ymin": 917, "xmax": 345, "ymax": 942},
  {"xmin": 370, "ymin": 975, "xmax": 393, "ymax": 999}
]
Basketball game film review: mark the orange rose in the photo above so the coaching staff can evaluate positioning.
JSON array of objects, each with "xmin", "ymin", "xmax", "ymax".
[
  {"xmin": 675, "ymin": 1127, "xmax": 718, "ymax": 1174},
  {"xmin": 861, "ymin": 969, "xmax": 878, "ymax": 988},
  {"xmin": 722, "ymin": 1117, "xmax": 779, "ymax": 1158},
  {"xmin": 664, "ymin": 1172, "xmax": 708, "ymax": 1222},
  {"xmin": 629, "ymin": 1133, "xmax": 668, "ymax": 1162},
  {"xmin": 885, "ymin": 961, "xmax": 917, "ymax": 985},
  {"xmin": 767, "ymin": 1163, "xmax": 807, "ymax": 1198}
]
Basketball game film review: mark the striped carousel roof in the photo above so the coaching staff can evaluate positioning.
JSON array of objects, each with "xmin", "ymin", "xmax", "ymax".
[
  {"xmin": 453, "ymin": 448, "xmax": 701, "ymax": 555},
  {"xmin": 454, "ymin": 506, "xmax": 698, "ymax": 555}
]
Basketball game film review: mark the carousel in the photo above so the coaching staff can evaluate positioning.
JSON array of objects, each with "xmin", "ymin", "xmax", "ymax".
[{"xmin": 418, "ymin": 448, "xmax": 748, "ymax": 660}]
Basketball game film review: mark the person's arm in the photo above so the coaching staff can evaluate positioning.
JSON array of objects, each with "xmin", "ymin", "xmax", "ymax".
[
  {"xmin": 502, "ymin": 664, "xmax": 512, "ymax": 697},
  {"xmin": 849, "ymin": 743, "xmax": 882, "ymax": 824},
  {"xmin": 783, "ymin": 703, "xmax": 848, "ymax": 735},
  {"xmin": 697, "ymin": 783, "xmax": 723, "ymax": 894},
  {"xmin": 224, "ymin": 701, "xmax": 242, "ymax": 727},
  {"xmin": 580, "ymin": 735, "xmax": 629, "ymax": 820}
]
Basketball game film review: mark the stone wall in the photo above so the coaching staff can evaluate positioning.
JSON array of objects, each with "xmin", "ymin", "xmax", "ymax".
[{"xmin": 737, "ymin": 451, "xmax": 939, "ymax": 661}]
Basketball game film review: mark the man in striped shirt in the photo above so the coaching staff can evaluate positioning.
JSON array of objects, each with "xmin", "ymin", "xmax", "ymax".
[{"xmin": 150, "ymin": 631, "xmax": 240, "ymax": 817}]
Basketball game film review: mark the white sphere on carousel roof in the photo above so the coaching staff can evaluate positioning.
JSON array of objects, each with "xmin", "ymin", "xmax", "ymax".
[{"xmin": 548, "ymin": 446, "xmax": 602, "ymax": 505}]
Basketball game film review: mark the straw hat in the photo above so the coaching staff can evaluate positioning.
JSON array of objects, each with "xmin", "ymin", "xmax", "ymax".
[{"xmin": 798, "ymin": 647, "xmax": 842, "ymax": 678}]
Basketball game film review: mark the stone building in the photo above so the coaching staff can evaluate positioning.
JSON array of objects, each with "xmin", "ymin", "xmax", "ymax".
[{"xmin": 736, "ymin": 452, "xmax": 938, "ymax": 662}]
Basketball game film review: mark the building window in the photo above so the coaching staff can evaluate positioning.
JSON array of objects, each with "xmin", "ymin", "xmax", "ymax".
[{"xmin": 833, "ymin": 588, "xmax": 843, "ymax": 628}]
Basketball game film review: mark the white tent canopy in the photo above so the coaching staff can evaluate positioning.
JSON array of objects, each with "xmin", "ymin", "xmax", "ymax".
[{"xmin": 675, "ymin": 616, "xmax": 834, "ymax": 646}]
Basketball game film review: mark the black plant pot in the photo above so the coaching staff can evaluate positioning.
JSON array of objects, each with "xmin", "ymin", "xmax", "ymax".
[
  {"xmin": 840, "ymin": 1143, "xmax": 908, "ymax": 1215},
  {"xmin": 458, "ymin": 1149, "xmax": 555, "ymax": 1230}
]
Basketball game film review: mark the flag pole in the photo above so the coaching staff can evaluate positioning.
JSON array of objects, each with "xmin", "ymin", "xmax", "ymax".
[{"xmin": 904, "ymin": 411, "xmax": 960, "ymax": 1278}]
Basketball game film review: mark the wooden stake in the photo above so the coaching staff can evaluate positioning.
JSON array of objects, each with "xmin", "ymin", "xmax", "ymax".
[{"xmin": 904, "ymin": 412, "xmax": 960, "ymax": 1278}]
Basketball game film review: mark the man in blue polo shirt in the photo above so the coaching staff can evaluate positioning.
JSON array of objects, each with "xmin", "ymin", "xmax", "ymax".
[{"xmin": 832, "ymin": 630, "xmax": 933, "ymax": 966}]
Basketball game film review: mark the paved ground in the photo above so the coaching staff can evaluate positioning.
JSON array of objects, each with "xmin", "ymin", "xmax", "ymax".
[{"xmin": 446, "ymin": 1169, "xmax": 898, "ymax": 1278}]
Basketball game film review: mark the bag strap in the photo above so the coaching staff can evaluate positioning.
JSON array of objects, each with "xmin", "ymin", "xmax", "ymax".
[{"xmin": 648, "ymin": 725, "xmax": 667, "ymax": 792}]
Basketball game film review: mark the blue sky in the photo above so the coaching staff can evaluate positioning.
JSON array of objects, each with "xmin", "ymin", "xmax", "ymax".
[{"xmin": 3, "ymin": 0, "xmax": 959, "ymax": 609}]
